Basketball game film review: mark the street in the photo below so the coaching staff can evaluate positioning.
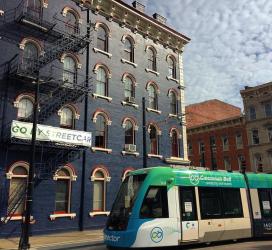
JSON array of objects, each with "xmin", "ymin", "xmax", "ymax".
[{"xmin": 40, "ymin": 240, "xmax": 272, "ymax": 250}]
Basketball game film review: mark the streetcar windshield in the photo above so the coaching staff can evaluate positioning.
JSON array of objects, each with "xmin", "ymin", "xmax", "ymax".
[{"xmin": 107, "ymin": 174, "xmax": 146, "ymax": 231}]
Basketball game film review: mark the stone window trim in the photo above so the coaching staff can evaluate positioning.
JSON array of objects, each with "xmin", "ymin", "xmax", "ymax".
[
  {"xmin": 1, "ymin": 215, "xmax": 35, "ymax": 223},
  {"xmin": 121, "ymin": 58, "xmax": 138, "ymax": 68},
  {"xmin": 147, "ymin": 153, "xmax": 163, "ymax": 159},
  {"xmin": 121, "ymin": 167, "xmax": 134, "ymax": 182},
  {"xmin": 60, "ymin": 53, "xmax": 82, "ymax": 69},
  {"xmin": 92, "ymin": 110, "xmax": 112, "ymax": 125},
  {"xmin": 14, "ymin": 93, "xmax": 35, "ymax": 108},
  {"xmin": 89, "ymin": 211, "xmax": 110, "ymax": 217},
  {"xmin": 147, "ymin": 122, "xmax": 162, "ymax": 135},
  {"xmin": 0, "ymin": 10, "xmax": 4, "ymax": 16},
  {"xmin": 146, "ymin": 107, "xmax": 162, "ymax": 114},
  {"xmin": 53, "ymin": 164, "xmax": 77, "ymax": 181},
  {"xmin": 122, "ymin": 72, "xmax": 136, "ymax": 84},
  {"xmin": 166, "ymin": 76, "xmax": 179, "ymax": 83},
  {"xmin": 90, "ymin": 166, "xmax": 111, "ymax": 182},
  {"xmin": 121, "ymin": 101, "xmax": 139, "ymax": 109},
  {"xmin": 93, "ymin": 48, "xmax": 112, "ymax": 58},
  {"xmin": 91, "ymin": 147, "xmax": 112, "ymax": 154},
  {"xmin": 57, "ymin": 104, "xmax": 80, "ymax": 120},
  {"xmin": 146, "ymin": 81, "xmax": 160, "ymax": 94},
  {"xmin": 92, "ymin": 93, "xmax": 113, "ymax": 102},
  {"xmin": 62, "ymin": 6, "xmax": 82, "ymax": 24},
  {"xmin": 93, "ymin": 63, "xmax": 112, "ymax": 78},
  {"xmin": 169, "ymin": 127, "xmax": 182, "ymax": 139},
  {"xmin": 19, "ymin": 38, "xmax": 44, "ymax": 55},
  {"xmin": 121, "ymin": 151, "xmax": 140, "ymax": 157},
  {"xmin": 145, "ymin": 68, "xmax": 159, "ymax": 76},
  {"xmin": 49, "ymin": 213, "xmax": 76, "ymax": 221},
  {"xmin": 6, "ymin": 161, "xmax": 29, "ymax": 179},
  {"xmin": 94, "ymin": 22, "xmax": 112, "ymax": 37},
  {"xmin": 121, "ymin": 117, "xmax": 139, "ymax": 130}
]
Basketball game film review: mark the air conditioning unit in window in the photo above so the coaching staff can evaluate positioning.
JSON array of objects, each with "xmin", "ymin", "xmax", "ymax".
[
  {"xmin": 125, "ymin": 144, "xmax": 137, "ymax": 152},
  {"xmin": 125, "ymin": 96, "xmax": 135, "ymax": 103}
]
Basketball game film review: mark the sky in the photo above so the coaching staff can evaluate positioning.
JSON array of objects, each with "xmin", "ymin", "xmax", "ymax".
[{"xmin": 124, "ymin": 0, "xmax": 272, "ymax": 108}]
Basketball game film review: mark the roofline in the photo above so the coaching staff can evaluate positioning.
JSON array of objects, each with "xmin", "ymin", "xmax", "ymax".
[{"xmin": 240, "ymin": 81, "xmax": 272, "ymax": 94}]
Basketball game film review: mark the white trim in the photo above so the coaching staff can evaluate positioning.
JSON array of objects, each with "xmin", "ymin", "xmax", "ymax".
[
  {"xmin": 89, "ymin": 211, "xmax": 110, "ymax": 217},
  {"xmin": 1, "ymin": 215, "xmax": 34, "ymax": 223},
  {"xmin": 92, "ymin": 93, "xmax": 112, "ymax": 102},
  {"xmin": 168, "ymin": 113, "xmax": 178, "ymax": 118},
  {"xmin": 166, "ymin": 76, "xmax": 179, "ymax": 83},
  {"xmin": 146, "ymin": 108, "xmax": 162, "ymax": 114},
  {"xmin": 91, "ymin": 147, "xmax": 112, "ymax": 154},
  {"xmin": 121, "ymin": 151, "xmax": 140, "ymax": 157},
  {"xmin": 121, "ymin": 101, "xmax": 139, "ymax": 109},
  {"xmin": 145, "ymin": 68, "xmax": 160, "ymax": 76},
  {"xmin": 165, "ymin": 157, "xmax": 190, "ymax": 165},
  {"xmin": 49, "ymin": 213, "xmax": 76, "ymax": 220},
  {"xmin": 0, "ymin": 10, "xmax": 4, "ymax": 16},
  {"xmin": 93, "ymin": 48, "xmax": 112, "ymax": 58},
  {"xmin": 121, "ymin": 58, "xmax": 138, "ymax": 68},
  {"xmin": 147, "ymin": 154, "xmax": 163, "ymax": 159}
]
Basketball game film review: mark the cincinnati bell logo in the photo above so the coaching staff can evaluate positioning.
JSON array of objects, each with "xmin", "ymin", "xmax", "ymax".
[
  {"xmin": 150, "ymin": 227, "xmax": 163, "ymax": 243},
  {"xmin": 189, "ymin": 174, "xmax": 200, "ymax": 185}
]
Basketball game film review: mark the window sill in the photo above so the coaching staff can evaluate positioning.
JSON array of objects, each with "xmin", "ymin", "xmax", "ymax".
[
  {"xmin": 89, "ymin": 211, "xmax": 110, "ymax": 217},
  {"xmin": 121, "ymin": 101, "xmax": 139, "ymax": 109},
  {"xmin": 49, "ymin": 213, "xmax": 76, "ymax": 221},
  {"xmin": 1, "ymin": 215, "xmax": 34, "ymax": 223},
  {"xmin": 147, "ymin": 154, "xmax": 163, "ymax": 159},
  {"xmin": 169, "ymin": 113, "xmax": 178, "ymax": 118},
  {"xmin": 146, "ymin": 108, "xmax": 162, "ymax": 114},
  {"xmin": 166, "ymin": 76, "xmax": 179, "ymax": 83},
  {"xmin": 121, "ymin": 58, "xmax": 137, "ymax": 68},
  {"xmin": 121, "ymin": 151, "xmax": 140, "ymax": 157},
  {"xmin": 93, "ymin": 48, "xmax": 112, "ymax": 58},
  {"xmin": 165, "ymin": 157, "xmax": 190, "ymax": 165},
  {"xmin": 91, "ymin": 147, "xmax": 112, "ymax": 154},
  {"xmin": 145, "ymin": 68, "xmax": 159, "ymax": 76},
  {"xmin": 92, "ymin": 93, "xmax": 112, "ymax": 102}
]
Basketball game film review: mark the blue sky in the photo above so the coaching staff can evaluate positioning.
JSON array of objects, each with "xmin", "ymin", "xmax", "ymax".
[{"xmin": 124, "ymin": 0, "xmax": 272, "ymax": 108}]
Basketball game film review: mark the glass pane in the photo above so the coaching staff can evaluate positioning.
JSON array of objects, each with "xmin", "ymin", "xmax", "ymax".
[
  {"xmin": 93, "ymin": 180, "xmax": 104, "ymax": 211},
  {"xmin": 171, "ymin": 131, "xmax": 179, "ymax": 157},
  {"xmin": 55, "ymin": 180, "xmax": 69, "ymax": 212},
  {"xmin": 18, "ymin": 98, "xmax": 33, "ymax": 118},
  {"xmin": 222, "ymin": 188, "xmax": 243, "ymax": 217},
  {"xmin": 13, "ymin": 166, "xmax": 28, "ymax": 175},
  {"xmin": 95, "ymin": 170, "xmax": 104, "ymax": 179},
  {"xmin": 60, "ymin": 107, "xmax": 73, "ymax": 127},
  {"xmin": 258, "ymin": 189, "xmax": 272, "ymax": 218},
  {"xmin": 180, "ymin": 187, "xmax": 197, "ymax": 221}
]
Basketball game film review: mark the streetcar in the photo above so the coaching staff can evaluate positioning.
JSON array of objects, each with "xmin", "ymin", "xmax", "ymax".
[{"xmin": 104, "ymin": 166, "xmax": 272, "ymax": 248}]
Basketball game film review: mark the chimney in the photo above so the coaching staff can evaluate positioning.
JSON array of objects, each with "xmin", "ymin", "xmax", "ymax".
[
  {"xmin": 153, "ymin": 13, "xmax": 167, "ymax": 24},
  {"xmin": 132, "ymin": 1, "xmax": 145, "ymax": 13}
]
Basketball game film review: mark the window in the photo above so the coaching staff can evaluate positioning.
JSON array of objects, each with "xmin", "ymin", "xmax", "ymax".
[
  {"xmin": 199, "ymin": 154, "xmax": 206, "ymax": 168},
  {"xmin": 63, "ymin": 56, "xmax": 77, "ymax": 84},
  {"xmin": 65, "ymin": 10, "xmax": 79, "ymax": 34},
  {"xmin": 210, "ymin": 136, "xmax": 216, "ymax": 152},
  {"xmin": 238, "ymin": 155, "xmax": 245, "ymax": 170},
  {"xmin": 252, "ymin": 129, "xmax": 260, "ymax": 145},
  {"xmin": 254, "ymin": 154, "xmax": 263, "ymax": 171},
  {"xmin": 60, "ymin": 107, "xmax": 75, "ymax": 129},
  {"xmin": 222, "ymin": 136, "xmax": 229, "ymax": 151},
  {"xmin": 8, "ymin": 166, "xmax": 28, "ymax": 216},
  {"xmin": 224, "ymin": 157, "xmax": 231, "ymax": 171},
  {"xmin": 125, "ymin": 120, "xmax": 134, "ymax": 145},
  {"xmin": 95, "ymin": 114, "xmax": 107, "ymax": 148},
  {"xmin": 169, "ymin": 91, "xmax": 177, "ymax": 115},
  {"xmin": 258, "ymin": 189, "xmax": 272, "ymax": 218},
  {"xmin": 147, "ymin": 84, "xmax": 158, "ymax": 110},
  {"xmin": 26, "ymin": 0, "xmax": 42, "ymax": 19},
  {"xmin": 17, "ymin": 97, "xmax": 33, "ymax": 120},
  {"xmin": 21, "ymin": 42, "xmax": 39, "ymax": 72},
  {"xmin": 149, "ymin": 125, "xmax": 158, "ymax": 155},
  {"xmin": 188, "ymin": 142, "xmax": 192, "ymax": 156},
  {"xmin": 221, "ymin": 188, "xmax": 243, "ymax": 218},
  {"xmin": 93, "ymin": 170, "xmax": 106, "ymax": 211},
  {"xmin": 140, "ymin": 186, "xmax": 168, "ymax": 218},
  {"xmin": 179, "ymin": 187, "xmax": 197, "ymax": 221},
  {"xmin": 236, "ymin": 133, "xmax": 243, "ymax": 149},
  {"xmin": 268, "ymin": 127, "xmax": 272, "ymax": 142},
  {"xmin": 96, "ymin": 67, "xmax": 108, "ymax": 96},
  {"xmin": 147, "ymin": 47, "xmax": 156, "ymax": 71},
  {"xmin": 264, "ymin": 102, "xmax": 272, "ymax": 118},
  {"xmin": 124, "ymin": 76, "xmax": 135, "ymax": 100},
  {"xmin": 97, "ymin": 26, "xmax": 108, "ymax": 52},
  {"xmin": 167, "ymin": 56, "xmax": 176, "ymax": 79},
  {"xmin": 199, "ymin": 141, "xmax": 205, "ymax": 154},
  {"xmin": 171, "ymin": 130, "xmax": 179, "ymax": 157},
  {"xmin": 124, "ymin": 38, "xmax": 134, "ymax": 62},
  {"xmin": 249, "ymin": 106, "xmax": 256, "ymax": 120}
]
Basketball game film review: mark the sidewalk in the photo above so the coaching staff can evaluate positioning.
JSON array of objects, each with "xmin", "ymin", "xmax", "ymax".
[{"xmin": 0, "ymin": 229, "xmax": 103, "ymax": 250}]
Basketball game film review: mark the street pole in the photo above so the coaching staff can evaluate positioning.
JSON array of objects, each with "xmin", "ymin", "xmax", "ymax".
[
  {"xmin": 19, "ymin": 77, "xmax": 39, "ymax": 250},
  {"xmin": 142, "ymin": 97, "xmax": 147, "ymax": 168}
]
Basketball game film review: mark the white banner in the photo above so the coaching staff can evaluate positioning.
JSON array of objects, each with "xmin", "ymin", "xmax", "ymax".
[{"xmin": 11, "ymin": 120, "xmax": 92, "ymax": 147}]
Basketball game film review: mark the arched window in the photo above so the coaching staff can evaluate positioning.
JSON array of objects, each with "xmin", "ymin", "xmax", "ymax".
[
  {"xmin": 97, "ymin": 26, "xmax": 108, "ymax": 52},
  {"xmin": 125, "ymin": 120, "xmax": 134, "ymax": 145},
  {"xmin": 171, "ymin": 130, "xmax": 179, "ymax": 157},
  {"xmin": 60, "ymin": 107, "xmax": 75, "ymax": 129},
  {"xmin": 95, "ymin": 114, "xmax": 107, "ymax": 148},
  {"xmin": 147, "ymin": 47, "xmax": 156, "ymax": 71},
  {"xmin": 124, "ymin": 38, "xmax": 134, "ymax": 62},
  {"xmin": 148, "ymin": 84, "xmax": 158, "ymax": 110},
  {"xmin": 96, "ymin": 67, "xmax": 108, "ymax": 96},
  {"xmin": 168, "ymin": 56, "xmax": 177, "ymax": 79},
  {"xmin": 54, "ymin": 167, "xmax": 74, "ymax": 214},
  {"xmin": 92, "ymin": 169, "xmax": 106, "ymax": 212},
  {"xmin": 22, "ymin": 42, "xmax": 39, "ymax": 72},
  {"xmin": 124, "ymin": 76, "xmax": 135, "ymax": 100},
  {"xmin": 18, "ymin": 97, "xmax": 34, "ymax": 119},
  {"xmin": 65, "ymin": 10, "xmax": 79, "ymax": 34},
  {"xmin": 169, "ymin": 91, "xmax": 177, "ymax": 115},
  {"xmin": 63, "ymin": 56, "xmax": 77, "ymax": 84},
  {"xmin": 7, "ymin": 165, "xmax": 28, "ymax": 216},
  {"xmin": 149, "ymin": 125, "xmax": 158, "ymax": 155},
  {"xmin": 26, "ymin": 0, "xmax": 42, "ymax": 19}
]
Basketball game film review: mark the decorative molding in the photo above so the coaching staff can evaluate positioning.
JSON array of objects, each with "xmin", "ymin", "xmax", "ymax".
[
  {"xmin": 49, "ymin": 213, "xmax": 76, "ymax": 221},
  {"xmin": 121, "ymin": 151, "xmax": 140, "ymax": 157},
  {"xmin": 147, "ymin": 154, "xmax": 163, "ymax": 159},
  {"xmin": 166, "ymin": 76, "xmax": 179, "ymax": 83},
  {"xmin": 146, "ymin": 108, "xmax": 162, "ymax": 114},
  {"xmin": 145, "ymin": 68, "xmax": 159, "ymax": 76},
  {"xmin": 121, "ymin": 101, "xmax": 139, "ymax": 109},
  {"xmin": 53, "ymin": 166, "xmax": 77, "ymax": 181},
  {"xmin": 165, "ymin": 157, "xmax": 190, "ymax": 165},
  {"xmin": 1, "ymin": 215, "xmax": 34, "ymax": 223},
  {"xmin": 93, "ymin": 48, "xmax": 112, "ymax": 58},
  {"xmin": 60, "ymin": 53, "xmax": 82, "ymax": 69},
  {"xmin": 89, "ymin": 211, "xmax": 110, "ymax": 217},
  {"xmin": 121, "ymin": 58, "xmax": 137, "ymax": 68},
  {"xmin": 91, "ymin": 147, "xmax": 112, "ymax": 154},
  {"xmin": 92, "ymin": 93, "xmax": 112, "ymax": 102}
]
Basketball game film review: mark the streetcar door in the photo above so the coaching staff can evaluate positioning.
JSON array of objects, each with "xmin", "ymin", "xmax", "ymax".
[{"xmin": 179, "ymin": 186, "xmax": 199, "ymax": 242}]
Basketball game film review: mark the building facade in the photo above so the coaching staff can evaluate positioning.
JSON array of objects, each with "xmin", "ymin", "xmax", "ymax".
[
  {"xmin": 186, "ymin": 100, "xmax": 250, "ymax": 171},
  {"xmin": 0, "ymin": 0, "xmax": 190, "ymax": 236},
  {"xmin": 240, "ymin": 82, "xmax": 272, "ymax": 172}
]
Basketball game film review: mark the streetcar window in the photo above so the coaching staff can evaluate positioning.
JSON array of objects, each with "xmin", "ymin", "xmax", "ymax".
[
  {"xmin": 222, "ymin": 188, "xmax": 243, "ymax": 218},
  {"xmin": 199, "ymin": 187, "xmax": 222, "ymax": 219},
  {"xmin": 179, "ymin": 187, "xmax": 198, "ymax": 221},
  {"xmin": 140, "ymin": 186, "xmax": 169, "ymax": 218},
  {"xmin": 258, "ymin": 189, "xmax": 272, "ymax": 218}
]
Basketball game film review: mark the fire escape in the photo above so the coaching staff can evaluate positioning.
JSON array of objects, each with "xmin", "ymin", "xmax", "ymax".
[{"xmin": 0, "ymin": 0, "xmax": 92, "ymax": 223}]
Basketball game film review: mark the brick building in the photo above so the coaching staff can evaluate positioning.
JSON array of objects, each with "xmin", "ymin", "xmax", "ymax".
[
  {"xmin": 240, "ymin": 82, "xmax": 272, "ymax": 172},
  {"xmin": 186, "ymin": 100, "xmax": 250, "ymax": 171},
  {"xmin": 0, "ymin": 0, "xmax": 190, "ymax": 236}
]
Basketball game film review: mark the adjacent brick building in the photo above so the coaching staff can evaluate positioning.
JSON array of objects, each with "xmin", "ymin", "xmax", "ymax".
[{"xmin": 186, "ymin": 99, "xmax": 250, "ymax": 171}]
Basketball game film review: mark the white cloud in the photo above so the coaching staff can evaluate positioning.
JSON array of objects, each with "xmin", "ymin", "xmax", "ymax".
[{"xmin": 125, "ymin": 0, "xmax": 272, "ymax": 108}]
